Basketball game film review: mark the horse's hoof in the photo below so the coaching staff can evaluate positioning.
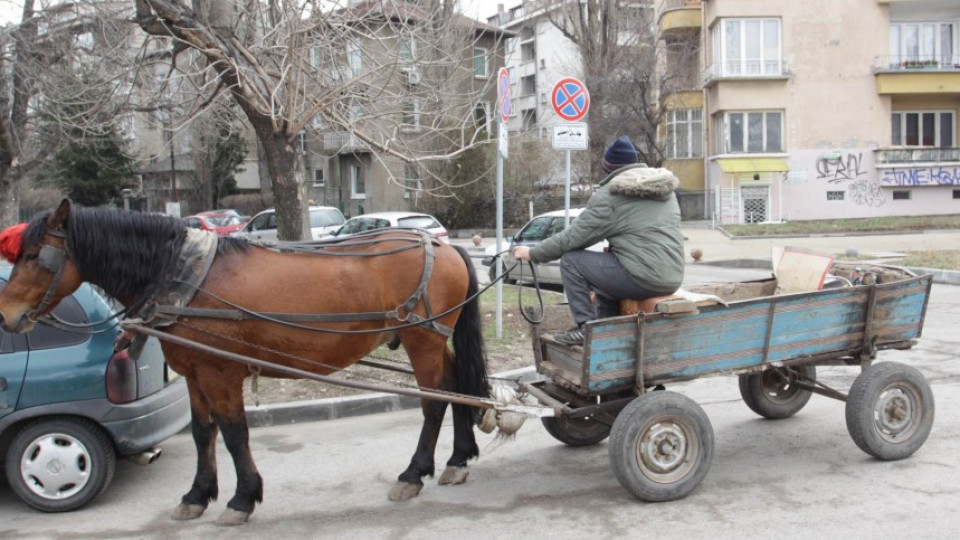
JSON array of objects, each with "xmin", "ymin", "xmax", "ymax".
[
  {"xmin": 388, "ymin": 481, "xmax": 423, "ymax": 501},
  {"xmin": 216, "ymin": 507, "xmax": 251, "ymax": 526},
  {"xmin": 170, "ymin": 503, "xmax": 206, "ymax": 521},
  {"xmin": 438, "ymin": 465, "xmax": 469, "ymax": 485}
]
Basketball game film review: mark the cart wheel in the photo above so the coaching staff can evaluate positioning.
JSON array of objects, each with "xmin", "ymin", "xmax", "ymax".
[
  {"xmin": 5, "ymin": 418, "xmax": 116, "ymax": 512},
  {"xmin": 608, "ymin": 392, "xmax": 714, "ymax": 502},
  {"xmin": 739, "ymin": 365, "xmax": 816, "ymax": 419},
  {"xmin": 541, "ymin": 416, "xmax": 611, "ymax": 447},
  {"xmin": 845, "ymin": 362, "xmax": 934, "ymax": 460}
]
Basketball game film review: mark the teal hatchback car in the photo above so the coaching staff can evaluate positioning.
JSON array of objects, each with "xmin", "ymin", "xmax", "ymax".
[{"xmin": 0, "ymin": 264, "xmax": 190, "ymax": 512}]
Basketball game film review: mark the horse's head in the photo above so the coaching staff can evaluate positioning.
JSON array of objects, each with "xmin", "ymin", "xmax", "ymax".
[{"xmin": 0, "ymin": 199, "xmax": 84, "ymax": 333}]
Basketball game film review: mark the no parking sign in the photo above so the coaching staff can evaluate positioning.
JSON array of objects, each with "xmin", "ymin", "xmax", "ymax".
[{"xmin": 551, "ymin": 77, "xmax": 590, "ymax": 122}]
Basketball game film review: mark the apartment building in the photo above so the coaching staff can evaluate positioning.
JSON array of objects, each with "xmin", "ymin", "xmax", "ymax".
[{"xmin": 658, "ymin": 0, "xmax": 960, "ymax": 224}]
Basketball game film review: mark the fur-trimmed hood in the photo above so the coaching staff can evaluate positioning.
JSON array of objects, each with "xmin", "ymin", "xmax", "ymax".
[{"xmin": 602, "ymin": 165, "xmax": 679, "ymax": 200}]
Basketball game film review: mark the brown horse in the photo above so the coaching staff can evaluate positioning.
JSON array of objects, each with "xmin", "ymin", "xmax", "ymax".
[{"xmin": 0, "ymin": 200, "xmax": 488, "ymax": 524}]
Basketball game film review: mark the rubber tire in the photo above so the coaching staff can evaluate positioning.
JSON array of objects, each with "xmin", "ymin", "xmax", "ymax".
[
  {"xmin": 541, "ymin": 416, "xmax": 611, "ymax": 447},
  {"xmin": 5, "ymin": 418, "xmax": 116, "ymax": 512},
  {"xmin": 739, "ymin": 365, "xmax": 816, "ymax": 419},
  {"xmin": 608, "ymin": 392, "xmax": 714, "ymax": 502},
  {"xmin": 845, "ymin": 362, "xmax": 935, "ymax": 461},
  {"xmin": 487, "ymin": 260, "xmax": 516, "ymax": 285}
]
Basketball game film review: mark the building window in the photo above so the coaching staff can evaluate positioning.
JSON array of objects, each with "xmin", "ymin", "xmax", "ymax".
[
  {"xmin": 403, "ymin": 163, "xmax": 421, "ymax": 200},
  {"xmin": 402, "ymin": 100, "xmax": 420, "ymax": 131},
  {"xmin": 474, "ymin": 102, "xmax": 490, "ymax": 134},
  {"xmin": 716, "ymin": 111, "xmax": 783, "ymax": 154},
  {"xmin": 399, "ymin": 34, "xmax": 415, "ymax": 63},
  {"xmin": 892, "ymin": 111, "xmax": 955, "ymax": 147},
  {"xmin": 954, "ymin": 189, "xmax": 960, "ymax": 199},
  {"xmin": 826, "ymin": 190, "xmax": 845, "ymax": 201},
  {"xmin": 298, "ymin": 131, "xmax": 307, "ymax": 154},
  {"xmin": 666, "ymin": 109, "xmax": 703, "ymax": 159},
  {"xmin": 889, "ymin": 21, "xmax": 956, "ymax": 66},
  {"xmin": 521, "ymin": 108, "xmax": 536, "ymax": 131},
  {"xmin": 474, "ymin": 47, "xmax": 489, "ymax": 78},
  {"xmin": 351, "ymin": 165, "xmax": 365, "ymax": 199},
  {"xmin": 520, "ymin": 75, "xmax": 535, "ymax": 96},
  {"xmin": 521, "ymin": 42, "xmax": 535, "ymax": 63},
  {"xmin": 712, "ymin": 18, "xmax": 782, "ymax": 77},
  {"xmin": 892, "ymin": 190, "xmax": 911, "ymax": 200},
  {"xmin": 347, "ymin": 43, "xmax": 362, "ymax": 78},
  {"xmin": 313, "ymin": 169, "xmax": 324, "ymax": 187}
]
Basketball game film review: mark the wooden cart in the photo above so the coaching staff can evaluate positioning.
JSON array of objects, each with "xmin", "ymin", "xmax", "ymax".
[{"xmin": 519, "ymin": 263, "xmax": 935, "ymax": 502}]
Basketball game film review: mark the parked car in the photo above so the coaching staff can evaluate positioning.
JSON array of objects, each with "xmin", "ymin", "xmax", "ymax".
[
  {"xmin": 483, "ymin": 208, "xmax": 607, "ymax": 286},
  {"xmin": 184, "ymin": 210, "xmax": 247, "ymax": 236},
  {"xmin": 231, "ymin": 206, "xmax": 345, "ymax": 242},
  {"xmin": 329, "ymin": 211, "xmax": 449, "ymax": 242},
  {"xmin": 0, "ymin": 264, "xmax": 190, "ymax": 512}
]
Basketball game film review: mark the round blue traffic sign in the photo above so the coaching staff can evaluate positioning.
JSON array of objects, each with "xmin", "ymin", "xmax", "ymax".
[{"xmin": 551, "ymin": 77, "xmax": 590, "ymax": 122}]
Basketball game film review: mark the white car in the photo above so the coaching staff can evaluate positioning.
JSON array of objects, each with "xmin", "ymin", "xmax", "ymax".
[
  {"xmin": 485, "ymin": 208, "xmax": 606, "ymax": 286},
  {"xmin": 329, "ymin": 211, "xmax": 449, "ymax": 242},
  {"xmin": 231, "ymin": 206, "xmax": 345, "ymax": 242}
]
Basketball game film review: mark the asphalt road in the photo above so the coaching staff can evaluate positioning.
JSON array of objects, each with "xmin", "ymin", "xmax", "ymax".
[{"xmin": 3, "ymin": 283, "xmax": 958, "ymax": 538}]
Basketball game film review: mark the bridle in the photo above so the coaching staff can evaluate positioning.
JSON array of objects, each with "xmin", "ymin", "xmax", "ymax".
[{"xmin": 26, "ymin": 227, "xmax": 69, "ymax": 323}]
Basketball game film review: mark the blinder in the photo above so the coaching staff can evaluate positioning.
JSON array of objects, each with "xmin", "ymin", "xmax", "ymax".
[{"xmin": 26, "ymin": 227, "xmax": 68, "ymax": 322}]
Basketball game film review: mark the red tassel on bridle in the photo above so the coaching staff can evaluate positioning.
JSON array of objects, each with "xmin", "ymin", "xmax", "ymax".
[{"xmin": 0, "ymin": 223, "xmax": 28, "ymax": 263}]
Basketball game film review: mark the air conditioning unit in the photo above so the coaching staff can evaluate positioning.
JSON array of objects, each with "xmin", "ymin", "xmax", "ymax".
[{"xmin": 406, "ymin": 69, "xmax": 421, "ymax": 86}]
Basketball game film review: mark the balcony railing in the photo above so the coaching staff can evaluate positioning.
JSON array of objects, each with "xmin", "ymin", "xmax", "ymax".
[
  {"xmin": 322, "ymin": 132, "xmax": 368, "ymax": 152},
  {"xmin": 876, "ymin": 147, "xmax": 960, "ymax": 165},
  {"xmin": 657, "ymin": 0, "xmax": 702, "ymax": 19},
  {"xmin": 703, "ymin": 60, "xmax": 788, "ymax": 82},
  {"xmin": 873, "ymin": 55, "xmax": 960, "ymax": 72}
]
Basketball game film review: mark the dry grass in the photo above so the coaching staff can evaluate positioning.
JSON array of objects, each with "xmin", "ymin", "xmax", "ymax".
[{"xmin": 722, "ymin": 215, "xmax": 960, "ymax": 237}]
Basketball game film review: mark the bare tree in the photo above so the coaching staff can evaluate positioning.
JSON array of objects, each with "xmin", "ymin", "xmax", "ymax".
[
  {"xmin": 544, "ymin": 0, "xmax": 699, "ymax": 171},
  {"xmin": 132, "ymin": 0, "xmax": 503, "ymax": 239},
  {"xmin": 0, "ymin": 1, "xmax": 142, "ymax": 226}
]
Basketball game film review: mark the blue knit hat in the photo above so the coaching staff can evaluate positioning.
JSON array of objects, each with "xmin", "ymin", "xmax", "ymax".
[{"xmin": 602, "ymin": 135, "xmax": 639, "ymax": 173}]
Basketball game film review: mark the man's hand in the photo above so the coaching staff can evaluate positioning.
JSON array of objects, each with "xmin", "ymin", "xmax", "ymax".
[{"xmin": 513, "ymin": 246, "xmax": 531, "ymax": 261}]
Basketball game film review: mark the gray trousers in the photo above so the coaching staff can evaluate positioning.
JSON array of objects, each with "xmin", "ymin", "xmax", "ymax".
[{"xmin": 560, "ymin": 250, "xmax": 670, "ymax": 326}]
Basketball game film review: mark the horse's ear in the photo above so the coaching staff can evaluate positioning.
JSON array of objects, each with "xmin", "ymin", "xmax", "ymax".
[{"xmin": 47, "ymin": 199, "xmax": 71, "ymax": 230}]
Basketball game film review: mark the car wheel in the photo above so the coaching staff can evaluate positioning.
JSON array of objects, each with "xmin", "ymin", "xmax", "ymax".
[{"xmin": 5, "ymin": 417, "xmax": 116, "ymax": 512}]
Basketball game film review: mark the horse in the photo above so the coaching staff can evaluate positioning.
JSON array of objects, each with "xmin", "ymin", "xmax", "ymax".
[{"xmin": 0, "ymin": 199, "xmax": 489, "ymax": 525}]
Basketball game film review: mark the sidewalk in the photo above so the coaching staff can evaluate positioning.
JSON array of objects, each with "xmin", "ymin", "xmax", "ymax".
[{"xmin": 244, "ymin": 228, "xmax": 960, "ymax": 427}]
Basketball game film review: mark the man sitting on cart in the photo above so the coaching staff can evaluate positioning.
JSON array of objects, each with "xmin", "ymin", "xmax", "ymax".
[{"xmin": 513, "ymin": 135, "xmax": 685, "ymax": 345}]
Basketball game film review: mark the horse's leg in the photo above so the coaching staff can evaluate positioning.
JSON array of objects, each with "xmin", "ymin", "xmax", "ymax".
[
  {"xmin": 438, "ymin": 347, "xmax": 480, "ymax": 486},
  {"xmin": 212, "ymin": 408, "xmax": 263, "ymax": 526},
  {"xmin": 389, "ymin": 335, "xmax": 449, "ymax": 501},
  {"xmin": 171, "ymin": 377, "xmax": 220, "ymax": 521}
]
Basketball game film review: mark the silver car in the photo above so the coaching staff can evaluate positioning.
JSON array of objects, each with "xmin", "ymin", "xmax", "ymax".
[
  {"xmin": 486, "ymin": 208, "xmax": 606, "ymax": 286},
  {"xmin": 232, "ymin": 206, "xmax": 345, "ymax": 242},
  {"xmin": 328, "ymin": 211, "xmax": 450, "ymax": 242}
]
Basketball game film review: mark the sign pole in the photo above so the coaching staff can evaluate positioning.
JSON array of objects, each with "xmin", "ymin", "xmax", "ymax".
[
  {"xmin": 495, "ymin": 68, "xmax": 511, "ymax": 339},
  {"xmin": 564, "ymin": 149, "xmax": 571, "ymax": 227}
]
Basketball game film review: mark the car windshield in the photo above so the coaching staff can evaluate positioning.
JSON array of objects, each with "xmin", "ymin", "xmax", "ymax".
[
  {"xmin": 397, "ymin": 216, "xmax": 439, "ymax": 229},
  {"xmin": 204, "ymin": 215, "xmax": 243, "ymax": 226},
  {"xmin": 310, "ymin": 209, "xmax": 345, "ymax": 227},
  {"xmin": 516, "ymin": 216, "xmax": 555, "ymax": 242}
]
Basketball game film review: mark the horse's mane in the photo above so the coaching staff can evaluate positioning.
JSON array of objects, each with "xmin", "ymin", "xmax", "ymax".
[{"xmin": 25, "ymin": 206, "xmax": 246, "ymax": 302}]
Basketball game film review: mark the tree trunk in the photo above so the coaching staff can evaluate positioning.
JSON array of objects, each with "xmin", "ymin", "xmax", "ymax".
[{"xmin": 258, "ymin": 130, "xmax": 305, "ymax": 241}]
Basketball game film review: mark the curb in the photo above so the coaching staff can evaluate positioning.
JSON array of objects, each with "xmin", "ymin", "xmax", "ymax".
[{"xmin": 245, "ymin": 366, "xmax": 539, "ymax": 428}]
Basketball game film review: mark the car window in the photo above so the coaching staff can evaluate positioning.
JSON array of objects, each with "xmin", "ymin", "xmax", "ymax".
[
  {"xmin": 310, "ymin": 209, "xmax": 345, "ymax": 228},
  {"xmin": 26, "ymin": 294, "xmax": 90, "ymax": 349},
  {"xmin": 185, "ymin": 218, "xmax": 201, "ymax": 229},
  {"xmin": 546, "ymin": 218, "xmax": 567, "ymax": 238},
  {"xmin": 398, "ymin": 216, "xmax": 439, "ymax": 229},
  {"xmin": 249, "ymin": 213, "xmax": 274, "ymax": 231},
  {"xmin": 516, "ymin": 216, "xmax": 554, "ymax": 242},
  {"xmin": 208, "ymin": 215, "xmax": 243, "ymax": 226}
]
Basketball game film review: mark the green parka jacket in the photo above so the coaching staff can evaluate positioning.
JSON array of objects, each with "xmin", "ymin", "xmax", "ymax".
[{"xmin": 528, "ymin": 164, "xmax": 685, "ymax": 293}]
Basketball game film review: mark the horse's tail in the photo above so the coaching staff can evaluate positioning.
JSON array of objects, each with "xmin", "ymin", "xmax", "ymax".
[{"xmin": 451, "ymin": 245, "xmax": 489, "ymax": 399}]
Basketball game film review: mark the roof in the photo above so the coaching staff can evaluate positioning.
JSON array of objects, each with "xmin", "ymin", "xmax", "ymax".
[{"xmin": 347, "ymin": 211, "xmax": 435, "ymax": 219}]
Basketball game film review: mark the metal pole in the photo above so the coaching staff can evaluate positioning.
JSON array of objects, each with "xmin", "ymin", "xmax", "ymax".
[
  {"xmin": 564, "ymin": 149, "xmax": 571, "ymax": 226},
  {"xmin": 495, "ymin": 122, "xmax": 505, "ymax": 339}
]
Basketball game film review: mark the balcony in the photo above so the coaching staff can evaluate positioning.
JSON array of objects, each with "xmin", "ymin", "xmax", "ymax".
[
  {"xmin": 657, "ymin": 0, "xmax": 702, "ymax": 37},
  {"xmin": 876, "ymin": 147, "xmax": 960, "ymax": 165},
  {"xmin": 321, "ymin": 132, "xmax": 369, "ymax": 153},
  {"xmin": 703, "ymin": 60, "xmax": 790, "ymax": 85},
  {"xmin": 873, "ymin": 55, "xmax": 960, "ymax": 94}
]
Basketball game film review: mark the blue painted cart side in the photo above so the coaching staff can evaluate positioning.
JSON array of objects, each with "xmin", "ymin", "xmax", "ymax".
[{"xmin": 537, "ymin": 275, "xmax": 932, "ymax": 396}]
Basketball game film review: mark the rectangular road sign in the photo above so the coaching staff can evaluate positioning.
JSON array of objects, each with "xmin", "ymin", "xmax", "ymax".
[
  {"xmin": 499, "ymin": 121, "xmax": 509, "ymax": 158},
  {"xmin": 553, "ymin": 122, "xmax": 588, "ymax": 151}
]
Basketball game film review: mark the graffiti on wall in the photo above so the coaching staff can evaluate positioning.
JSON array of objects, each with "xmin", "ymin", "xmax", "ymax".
[
  {"xmin": 815, "ymin": 151, "xmax": 885, "ymax": 207},
  {"xmin": 880, "ymin": 166, "xmax": 960, "ymax": 187}
]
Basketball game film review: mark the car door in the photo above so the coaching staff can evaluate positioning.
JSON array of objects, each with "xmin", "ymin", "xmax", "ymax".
[
  {"xmin": 244, "ymin": 212, "xmax": 278, "ymax": 242},
  {"xmin": 0, "ymin": 282, "xmax": 29, "ymax": 418},
  {"xmin": 505, "ymin": 215, "xmax": 555, "ymax": 284},
  {"xmin": 536, "ymin": 218, "xmax": 569, "ymax": 284}
]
